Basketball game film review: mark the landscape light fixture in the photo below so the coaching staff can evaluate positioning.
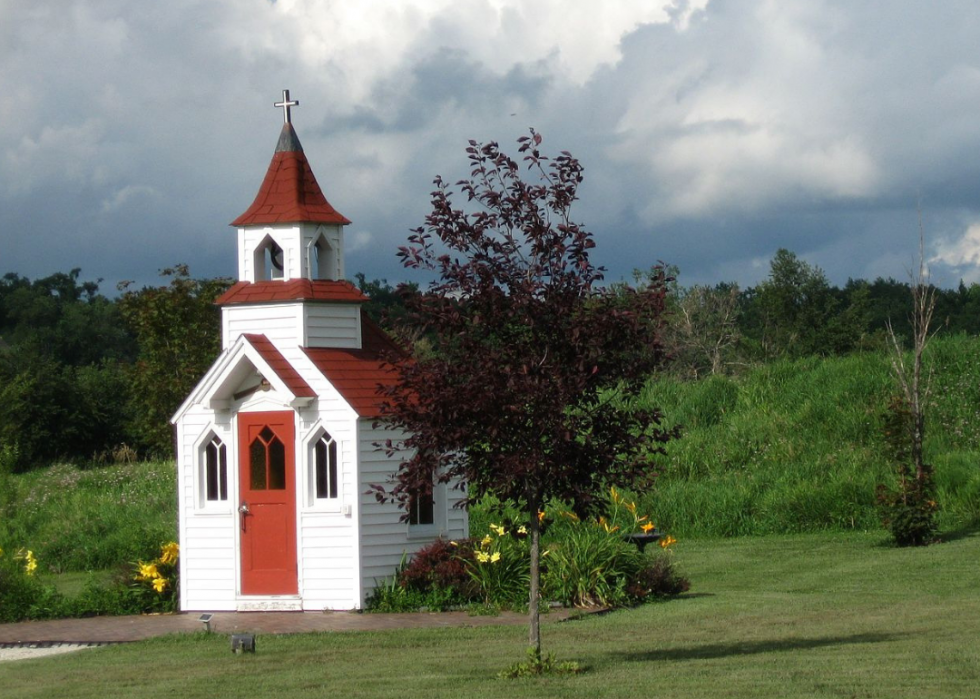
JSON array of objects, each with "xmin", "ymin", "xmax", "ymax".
[
  {"xmin": 231, "ymin": 633, "xmax": 256, "ymax": 654},
  {"xmin": 198, "ymin": 613, "xmax": 214, "ymax": 634}
]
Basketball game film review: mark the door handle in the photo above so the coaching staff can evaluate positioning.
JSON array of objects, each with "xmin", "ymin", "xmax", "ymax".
[{"xmin": 239, "ymin": 501, "xmax": 250, "ymax": 531}]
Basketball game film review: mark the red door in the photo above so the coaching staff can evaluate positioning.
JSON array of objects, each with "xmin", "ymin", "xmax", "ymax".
[{"xmin": 238, "ymin": 411, "xmax": 297, "ymax": 595}]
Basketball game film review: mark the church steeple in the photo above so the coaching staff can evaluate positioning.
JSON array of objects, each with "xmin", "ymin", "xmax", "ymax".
[{"xmin": 231, "ymin": 90, "xmax": 350, "ymax": 283}]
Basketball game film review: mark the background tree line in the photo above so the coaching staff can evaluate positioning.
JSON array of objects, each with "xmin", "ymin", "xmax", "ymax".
[
  {"xmin": 2, "ymin": 249, "xmax": 979, "ymax": 471},
  {"xmin": 0, "ymin": 267, "xmax": 229, "ymax": 471},
  {"xmin": 652, "ymin": 248, "xmax": 980, "ymax": 380}
]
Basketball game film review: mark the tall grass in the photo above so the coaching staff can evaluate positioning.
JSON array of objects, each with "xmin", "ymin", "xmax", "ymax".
[
  {"xmin": 4, "ymin": 337, "xmax": 980, "ymax": 576},
  {"xmin": 637, "ymin": 335, "xmax": 980, "ymax": 537},
  {"xmin": 0, "ymin": 460, "xmax": 176, "ymax": 572}
]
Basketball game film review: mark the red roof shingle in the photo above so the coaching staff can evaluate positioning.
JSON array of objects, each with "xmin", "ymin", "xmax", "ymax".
[
  {"xmin": 231, "ymin": 123, "xmax": 351, "ymax": 227},
  {"xmin": 302, "ymin": 319, "xmax": 403, "ymax": 418},
  {"xmin": 217, "ymin": 279, "xmax": 368, "ymax": 306},
  {"xmin": 242, "ymin": 333, "xmax": 316, "ymax": 398}
]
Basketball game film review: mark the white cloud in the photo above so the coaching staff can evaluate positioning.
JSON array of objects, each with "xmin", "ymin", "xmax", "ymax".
[
  {"xmin": 100, "ymin": 185, "xmax": 160, "ymax": 214},
  {"xmin": 931, "ymin": 223, "xmax": 980, "ymax": 283},
  {"xmin": 1, "ymin": 119, "xmax": 107, "ymax": 196},
  {"xmin": 1, "ymin": 0, "xmax": 979, "ymax": 291},
  {"xmin": 263, "ymin": 0, "xmax": 691, "ymax": 94}
]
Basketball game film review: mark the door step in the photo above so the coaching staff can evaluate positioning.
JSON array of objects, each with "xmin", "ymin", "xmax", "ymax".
[{"xmin": 236, "ymin": 598, "xmax": 303, "ymax": 612}]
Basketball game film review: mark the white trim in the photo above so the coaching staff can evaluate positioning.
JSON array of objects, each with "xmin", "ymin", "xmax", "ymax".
[
  {"xmin": 171, "ymin": 334, "xmax": 313, "ymax": 423},
  {"xmin": 192, "ymin": 424, "xmax": 233, "ymax": 513},
  {"xmin": 302, "ymin": 421, "xmax": 344, "ymax": 511}
]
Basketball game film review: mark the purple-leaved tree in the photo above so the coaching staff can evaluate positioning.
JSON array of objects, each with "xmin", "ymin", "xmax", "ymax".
[{"xmin": 375, "ymin": 131, "xmax": 676, "ymax": 666}]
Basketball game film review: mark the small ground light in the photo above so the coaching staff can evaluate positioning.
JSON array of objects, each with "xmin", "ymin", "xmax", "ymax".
[
  {"xmin": 198, "ymin": 613, "xmax": 214, "ymax": 633},
  {"xmin": 231, "ymin": 633, "xmax": 256, "ymax": 654}
]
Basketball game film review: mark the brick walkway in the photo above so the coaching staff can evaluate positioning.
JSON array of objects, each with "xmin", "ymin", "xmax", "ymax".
[{"xmin": 0, "ymin": 609, "xmax": 573, "ymax": 645}]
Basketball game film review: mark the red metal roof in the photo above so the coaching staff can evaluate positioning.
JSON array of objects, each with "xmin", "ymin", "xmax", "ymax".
[
  {"xmin": 217, "ymin": 280, "xmax": 368, "ymax": 306},
  {"xmin": 241, "ymin": 333, "xmax": 317, "ymax": 398},
  {"xmin": 302, "ymin": 319, "xmax": 404, "ymax": 418},
  {"xmin": 231, "ymin": 123, "xmax": 351, "ymax": 227}
]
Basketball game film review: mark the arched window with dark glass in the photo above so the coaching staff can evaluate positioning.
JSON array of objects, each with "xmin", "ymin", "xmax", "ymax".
[
  {"xmin": 204, "ymin": 435, "xmax": 228, "ymax": 502},
  {"xmin": 314, "ymin": 432, "xmax": 339, "ymax": 500},
  {"xmin": 250, "ymin": 426, "xmax": 286, "ymax": 491}
]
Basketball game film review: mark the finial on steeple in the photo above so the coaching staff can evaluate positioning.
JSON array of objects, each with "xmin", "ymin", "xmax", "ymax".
[{"xmin": 275, "ymin": 89, "xmax": 299, "ymax": 124}]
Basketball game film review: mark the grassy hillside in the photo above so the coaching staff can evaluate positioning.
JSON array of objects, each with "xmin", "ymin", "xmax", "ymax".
[
  {"xmin": 637, "ymin": 335, "xmax": 980, "ymax": 537},
  {"xmin": 3, "ymin": 337, "xmax": 980, "ymax": 575},
  {"xmin": 0, "ymin": 460, "xmax": 175, "ymax": 572}
]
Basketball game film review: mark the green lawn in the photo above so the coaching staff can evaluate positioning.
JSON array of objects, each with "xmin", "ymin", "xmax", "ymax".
[{"xmin": 4, "ymin": 531, "xmax": 978, "ymax": 698}]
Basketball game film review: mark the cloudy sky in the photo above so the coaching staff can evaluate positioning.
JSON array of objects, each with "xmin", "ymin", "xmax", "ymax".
[{"xmin": 2, "ymin": 0, "xmax": 979, "ymax": 293}]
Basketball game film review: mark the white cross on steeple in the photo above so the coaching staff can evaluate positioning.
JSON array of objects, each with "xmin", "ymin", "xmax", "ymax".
[{"xmin": 274, "ymin": 89, "xmax": 299, "ymax": 124}]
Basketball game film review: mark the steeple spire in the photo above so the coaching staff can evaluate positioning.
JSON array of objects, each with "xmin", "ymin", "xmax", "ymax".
[{"xmin": 231, "ymin": 90, "xmax": 350, "ymax": 227}]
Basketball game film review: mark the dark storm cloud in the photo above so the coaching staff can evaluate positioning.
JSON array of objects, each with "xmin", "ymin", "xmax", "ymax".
[{"xmin": 2, "ymin": 0, "xmax": 979, "ymax": 292}]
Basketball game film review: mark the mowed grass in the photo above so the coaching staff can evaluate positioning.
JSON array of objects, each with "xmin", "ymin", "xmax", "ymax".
[{"xmin": 4, "ymin": 531, "xmax": 978, "ymax": 698}]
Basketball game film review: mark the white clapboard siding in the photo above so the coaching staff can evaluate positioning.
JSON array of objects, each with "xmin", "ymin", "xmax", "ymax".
[
  {"xmin": 355, "ymin": 422, "xmax": 468, "ymax": 605},
  {"xmin": 176, "ymin": 407, "xmax": 238, "ymax": 611},
  {"xmin": 299, "ymin": 508, "xmax": 358, "ymax": 609},
  {"xmin": 357, "ymin": 423, "xmax": 411, "ymax": 602},
  {"xmin": 303, "ymin": 304, "xmax": 361, "ymax": 348},
  {"xmin": 222, "ymin": 304, "xmax": 304, "ymax": 350},
  {"xmin": 295, "ymin": 407, "xmax": 360, "ymax": 609},
  {"xmin": 182, "ymin": 517, "xmax": 237, "ymax": 610}
]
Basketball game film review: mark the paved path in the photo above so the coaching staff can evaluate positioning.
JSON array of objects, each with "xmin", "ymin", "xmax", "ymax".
[{"xmin": 0, "ymin": 608, "xmax": 572, "ymax": 652}]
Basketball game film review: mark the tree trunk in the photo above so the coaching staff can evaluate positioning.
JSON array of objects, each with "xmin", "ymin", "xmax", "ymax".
[{"xmin": 527, "ymin": 495, "xmax": 541, "ymax": 661}]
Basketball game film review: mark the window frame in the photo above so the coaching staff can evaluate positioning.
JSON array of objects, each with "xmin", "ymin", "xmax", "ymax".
[
  {"xmin": 305, "ymin": 424, "xmax": 343, "ymax": 511},
  {"xmin": 196, "ymin": 428, "xmax": 232, "ymax": 512},
  {"xmin": 407, "ymin": 474, "xmax": 444, "ymax": 538}
]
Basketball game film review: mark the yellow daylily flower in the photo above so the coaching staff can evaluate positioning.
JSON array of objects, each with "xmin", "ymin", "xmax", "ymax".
[
  {"xmin": 481, "ymin": 535, "xmax": 493, "ymax": 548},
  {"xmin": 659, "ymin": 535, "xmax": 677, "ymax": 549},
  {"xmin": 159, "ymin": 542, "xmax": 179, "ymax": 565},
  {"xmin": 641, "ymin": 522, "xmax": 656, "ymax": 534},
  {"xmin": 475, "ymin": 551, "xmax": 490, "ymax": 563},
  {"xmin": 152, "ymin": 577, "xmax": 168, "ymax": 593},
  {"xmin": 490, "ymin": 552, "xmax": 501, "ymax": 563},
  {"xmin": 537, "ymin": 510, "xmax": 546, "ymax": 523},
  {"xmin": 14, "ymin": 549, "xmax": 38, "ymax": 575},
  {"xmin": 136, "ymin": 562, "xmax": 160, "ymax": 581},
  {"xmin": 599, "ymin": 517, "xmax": 619, "ymax": 533},
  {"xmin": 517, "ymin": 525, "xmax": 527, "ymax": 535},
  {"xmin": 24, "ymin": 550, "xmax": 37, "ymax": 576}
]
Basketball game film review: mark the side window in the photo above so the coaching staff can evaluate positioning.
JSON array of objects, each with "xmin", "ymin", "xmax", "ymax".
[
  {"xmin": 314, "ymin": 431, "xmax": 339, "ymax": 500},
  {"xmin": 201, "ymin": 434, "xmax": 228, "ymax": 505},
  {"xmin": 409, "ymin": 492, "xmax": 435, "ymax": 526},
  {"xmin": 408, "ymin": 471, "xmax": 435, "ymax": 526}
]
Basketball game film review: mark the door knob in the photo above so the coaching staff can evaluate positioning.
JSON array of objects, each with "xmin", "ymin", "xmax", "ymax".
[{"xmin": 239, "ymin": 501, "xmax": 250, "ymax": 532}]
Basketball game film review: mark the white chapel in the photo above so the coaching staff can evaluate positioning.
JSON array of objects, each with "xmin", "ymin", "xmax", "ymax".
[{"xmin": 171, "ymin": 91, "xmax": 467, "ymax": 612}]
